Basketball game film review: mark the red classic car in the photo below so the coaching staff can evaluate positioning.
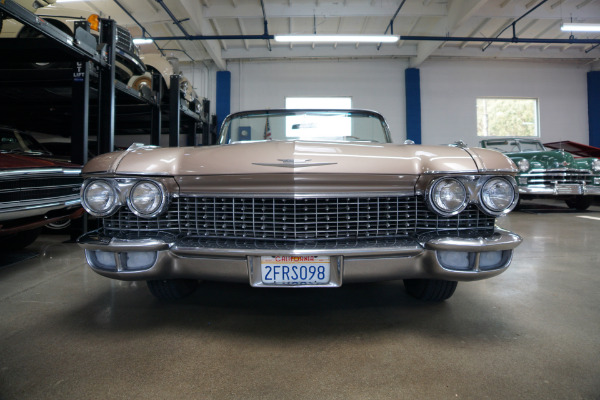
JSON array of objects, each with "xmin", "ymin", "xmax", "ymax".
[{"xmin": 0, "ymin": 133, "xmax": 83, "ymax": 249}]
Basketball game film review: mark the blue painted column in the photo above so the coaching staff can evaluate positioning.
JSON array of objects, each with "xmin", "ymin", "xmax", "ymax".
[
  {"xmin": 216, "ymin": 70, "xmax": 231, "ymax": 133},
  {"xmin": 588, "ymin": 71, "xmax": 600, "ymax": 147},
  {"xmin": 405, "ymin": 68, "xmax": 422, "ymax": 144}
]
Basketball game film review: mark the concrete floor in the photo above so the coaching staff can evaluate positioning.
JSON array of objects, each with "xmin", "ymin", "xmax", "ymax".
[{"xmin": 1, "ymin": 200, "xmax": 599, "ymax": 399}]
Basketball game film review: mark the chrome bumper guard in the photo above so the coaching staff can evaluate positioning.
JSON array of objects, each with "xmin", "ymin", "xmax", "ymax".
[{"xmin": 78, "ymin": 228, "xmax": 522, "ymax": 285}]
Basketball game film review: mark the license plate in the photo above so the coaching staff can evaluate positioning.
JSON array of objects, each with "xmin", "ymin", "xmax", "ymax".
[{"xmin": 261, "ymin": 256, "xmax": 330, "ymax": 285}]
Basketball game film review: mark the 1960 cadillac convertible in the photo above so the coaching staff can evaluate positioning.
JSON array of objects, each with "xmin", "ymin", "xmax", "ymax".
[{"xmin": 78, "ymin": 110, "xmax": 522, "ymax": 301}]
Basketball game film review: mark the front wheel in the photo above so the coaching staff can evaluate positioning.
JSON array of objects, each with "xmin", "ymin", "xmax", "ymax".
[
  {"xmin": 147, "ymin": 279, "xmax": 199, "ymax": 300},
  {"xmin": 403, "ymin": 279, "xmax": 458, "ymax": 301},
  {"xmin": 565, "ymin": 196, "xmax": 591, "ymax": 211}
]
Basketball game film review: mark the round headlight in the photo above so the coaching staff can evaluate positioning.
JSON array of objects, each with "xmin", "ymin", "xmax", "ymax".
[
  {"xmin": 128, "ymin": 180, "xmax": 166, "ymax": 217},
  {"xmin": 428, "ymin": 178, "xmax": 468, "ymax": 216},
  {"xmin": 82, "ymin": 180, "xmax": 118, "ymax": 217},
  {"xmin": 517, "ymin": 159, "xmax": 530, "ymax": 172},
  {"xmin": 480, "ymin": 177, "xmax": 516, "ymax": 215},
  {"xmin": 592, "ymin": 159, "xmax": 600, "ymax": 172}
]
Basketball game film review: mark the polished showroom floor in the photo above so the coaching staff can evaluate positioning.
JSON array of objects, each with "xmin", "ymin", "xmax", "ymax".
[{"xmin": 1, "ymin": 200, "xmax": 599, "ymax": 399}]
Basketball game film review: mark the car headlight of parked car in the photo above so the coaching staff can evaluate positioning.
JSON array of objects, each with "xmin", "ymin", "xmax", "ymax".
[
  {"xmin": 127, "ymin": 180, "xmax": 167, "ymax": 218},
  {"xmin": 479, "ymin": 177, "xmax": 517, "ymax": 215},
  {"xmin": 427, "ymin": 177, "xmax": 469, "ymax": 216},
  {"xmin": 592, "ymin": 159, "xmax": 600, "ymax": 172},
  {"xmin": 517, "ymin": 159, "xmax": 530, "ymax": 172},
  {"xmin": 82, "ymin": 180, "xmax": 119, "ymax": 217}
]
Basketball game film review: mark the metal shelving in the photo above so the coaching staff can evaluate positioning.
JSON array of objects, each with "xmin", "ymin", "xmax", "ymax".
[{"xmin": 0, "ymin": 0, "xmax": 209, "ymax": 166}]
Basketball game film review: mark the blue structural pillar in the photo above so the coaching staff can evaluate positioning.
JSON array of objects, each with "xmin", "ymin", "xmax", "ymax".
[
  {"xmin": 405, "ymin": 68, "xmax": 422, "ymax": 144},
  {"xmin": 216, "ymin": 70, "xmax": 231, "ymax": 133},
  {"xmin": 588, "ymin": 71, "xmax": 600, "ymax": 148}
]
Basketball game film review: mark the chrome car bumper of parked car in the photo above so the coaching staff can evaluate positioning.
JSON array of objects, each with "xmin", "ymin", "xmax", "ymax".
[
  {"xmin": 0, "ymin": 196, "xmax": 81, "ymax": 221},
  {"xmin": 78, "ymin": 227, "xmax": 522, "ymax": 286},
  {"xmin": 518, "ymin": 184, "xmax": 600, "ymax": 196}
]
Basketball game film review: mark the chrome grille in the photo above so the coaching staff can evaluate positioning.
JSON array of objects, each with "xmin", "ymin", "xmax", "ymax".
[
  {"xmin": 0, "ymin": 175, "xmax": 82, "ymax": 203},
  {"xmin": 523, "ymin": 170, "xmax": 593, "ymax": 185},
  {"xmin": 102, "ymin": 195, "xmax": 495, "ymax": 241}
]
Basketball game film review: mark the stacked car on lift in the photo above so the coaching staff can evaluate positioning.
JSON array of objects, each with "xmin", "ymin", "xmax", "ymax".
[{"xmin": 0, "ymin": 0, "xmax": 211, "ymax": 249}]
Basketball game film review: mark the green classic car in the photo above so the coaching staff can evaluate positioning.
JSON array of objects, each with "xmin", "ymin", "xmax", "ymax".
[{"xmin": 480, "ymin": 138, "xmax": 600, "ymax": 210}]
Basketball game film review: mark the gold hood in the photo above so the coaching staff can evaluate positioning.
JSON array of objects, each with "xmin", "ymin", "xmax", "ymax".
[{"xmin": 83, "ymin": 141, "xmax": 516, "ymax": 177}]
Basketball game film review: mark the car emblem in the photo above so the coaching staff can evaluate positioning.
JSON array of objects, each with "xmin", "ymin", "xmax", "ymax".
[
  {"xmin": 562, "ymin": 161, "xmax": 569, "ymax": 166},
  {"xmin": 252, "ymin": 159, "xmax": 337, "ymax": 168}
]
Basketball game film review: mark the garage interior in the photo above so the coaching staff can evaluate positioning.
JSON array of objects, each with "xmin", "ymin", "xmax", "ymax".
[{"xmin": 1, "ymin": 0, "xmax": 600, "ymax": 398}]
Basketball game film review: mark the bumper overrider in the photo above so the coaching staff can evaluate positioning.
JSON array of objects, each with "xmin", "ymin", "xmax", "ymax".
[{"xmin": 78, "ymin": 228, "xmax": 522, "ymax": 287}]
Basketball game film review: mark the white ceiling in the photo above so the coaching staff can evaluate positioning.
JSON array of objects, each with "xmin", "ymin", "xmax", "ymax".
[{"xmin": 52, "ymin": 0, "xmax": 600, "ymax": 68}]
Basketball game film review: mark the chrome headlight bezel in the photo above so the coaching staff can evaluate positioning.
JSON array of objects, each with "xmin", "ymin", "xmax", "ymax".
[
  {"xmin": 591, "ymin": 159, "xmax": 600, "ymax": 172},
  {"xmin": 426, "ymin": 177, "xmax": 469, "ymax": 217},
  {"xmin": 479, "ymin": 176, "xmax": 519, "ymax": 216},
  {"xmin": 81, "ymin": 179, "xmax": 120, "ymax": 217},
  {"xmin": 517, "ymin": 159, "xmax": 530, "ymax": 172},
  {"xmin": 126, "ymin": 180, "xmax": 168, "ymax": 218}
]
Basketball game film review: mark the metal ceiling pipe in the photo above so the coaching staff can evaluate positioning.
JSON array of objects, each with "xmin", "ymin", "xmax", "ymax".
[
  {"xmin": 154, "ymin": 0, "xmax": 190, "ymax": 38},
  {"xmin": 151, "ymin": 34, "xmax": 275, "ymax": 41}
]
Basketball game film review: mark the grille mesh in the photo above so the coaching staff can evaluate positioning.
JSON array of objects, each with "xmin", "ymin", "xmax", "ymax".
[{"xmin": 102, "ymin": 195, "xmax": 495, "ymax": 241}]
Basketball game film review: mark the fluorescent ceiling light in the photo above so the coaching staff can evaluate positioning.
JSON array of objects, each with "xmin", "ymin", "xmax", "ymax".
[
  {"xmin": 274, "ymin": 34, "xmax": 399, "ymax": 43},
  {"xmin": 560, "ymin": 23, "xmax": 600, "ymax": 32},
  {"xmin": 133, "ymin": 38, "xmax": 154, "ymax": 45}
]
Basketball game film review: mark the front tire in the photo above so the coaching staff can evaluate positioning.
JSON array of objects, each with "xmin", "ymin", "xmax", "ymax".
[
  {"xmin": 147, "ymin": 279, "xmax": 199, "ymax": 300},
  {"xmin": 565, "ymin": 196, "xmax": 591, "ymax": 211},
  {"xmin": 403, "ymin": 279, "xmax": 458, "ymax": 301}
]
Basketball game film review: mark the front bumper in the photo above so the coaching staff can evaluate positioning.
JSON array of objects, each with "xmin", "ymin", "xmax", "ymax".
[
  {"xmin": 78, "ymin": 228, "xmax": 522, "ymax": 286},
  {"xmin": 519, "ymin": 184, "xmax": 600, "ymax": 196}
]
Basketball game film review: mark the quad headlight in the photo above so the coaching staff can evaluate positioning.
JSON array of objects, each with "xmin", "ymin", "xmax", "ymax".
[
  {"xmin": 591, "ymin": 159, "xmax": 600, "ymax": 172},
  {"xmin": 127, "ymin": 180, "xmax": 167, "ymax": 218},
  {"xmin": 479, "ymin": 177, "xmax": 517, "ymax": 215},
  {"xmin": 82, "ymin": 180, "xmax": 119, "ymax": 217},
  {"xmin": 427, "ymin": 178, "xmax": 469, "ymax": 216}
]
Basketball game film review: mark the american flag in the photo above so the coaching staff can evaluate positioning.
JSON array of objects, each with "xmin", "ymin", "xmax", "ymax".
[{"xmin": 264, "ymin": 116, "xmax": 271, "ymax": 140}]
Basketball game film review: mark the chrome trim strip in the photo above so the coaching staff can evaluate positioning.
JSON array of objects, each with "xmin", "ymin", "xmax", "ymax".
[
  {"xmin": 0, "ymin": 168, "xmax": 81, "ymax": 179},
  {"xmin": 177, "ymin": 191, "xmax": 416, "ymax": 199}
]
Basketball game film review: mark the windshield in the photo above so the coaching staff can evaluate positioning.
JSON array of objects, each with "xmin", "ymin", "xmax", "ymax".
[
  {"xmin": 219, "ymin": 110, "xmax": 391, "ymax": 144},
  {"xmin": 0, "ymin": 130, "xmax": 51, "ymax": 154},
  {"xmin": 482, "ymin": 139, "xmax": 545, "ymax": 153}
]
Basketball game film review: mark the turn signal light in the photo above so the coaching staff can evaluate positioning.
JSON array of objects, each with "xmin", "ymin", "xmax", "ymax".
[{"xmin": 87, "ymin": 14, "xmax": 100, "ymax": 31}]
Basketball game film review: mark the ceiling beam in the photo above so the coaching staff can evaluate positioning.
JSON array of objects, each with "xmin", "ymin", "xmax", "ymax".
[
  {"xmin": 410, "ymin": 0, "xmax": 490, "ymax": 67},
  {"xmin": 204, "ymin": 2, "xmax": 448, "ymax": 19},
  {"xmin": 178, "ymin": 0, "xmax": 226, "ymax": 69}
]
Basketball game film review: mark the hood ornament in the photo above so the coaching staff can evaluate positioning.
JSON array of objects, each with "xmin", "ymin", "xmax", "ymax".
[{"xmin": 253, "ymin": 158, "xmax": 337, "ymax": 168}]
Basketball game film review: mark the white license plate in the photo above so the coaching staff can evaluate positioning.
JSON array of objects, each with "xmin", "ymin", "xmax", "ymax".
[{"xmin": 261, "ymin": 256, "xmax": 330, "ymax": 285}]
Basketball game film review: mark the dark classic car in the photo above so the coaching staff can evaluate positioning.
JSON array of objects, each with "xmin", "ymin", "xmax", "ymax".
[
  {"xmin": 480, "ymin": 138, "xmax": 600, "ymax": 210},
  {"xmin": 78, "ymin": 110, "xmax": 522, "ymax": 302},
  {"xmin": 0, "ymin": 150, "xmax": 83, "ymax": 249},
  {"xmin": 0, "ymin": 3, "xmax": 145, "ymax": 82}
]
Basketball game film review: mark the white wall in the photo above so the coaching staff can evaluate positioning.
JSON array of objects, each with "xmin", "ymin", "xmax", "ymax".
[
  {"xmin": 226, "ymin": 59, "xmax": 409, "ymax": 142},
  {"xmin": 420, "ymin": 59, "xmax": 591, "ymax": 146},
  {"xmin": 180, "ymin": 57, "xmax": 591, "ymax": 146}
]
